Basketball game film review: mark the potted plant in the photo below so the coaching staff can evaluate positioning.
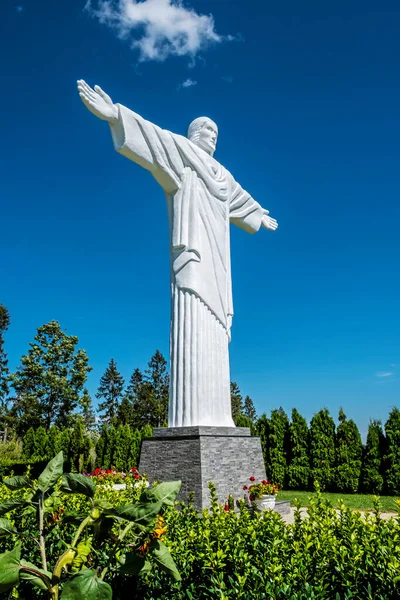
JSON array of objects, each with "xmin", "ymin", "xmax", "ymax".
[{"xmin": 243, "ymin": 476, "xmax": 279, "ymax": 510}]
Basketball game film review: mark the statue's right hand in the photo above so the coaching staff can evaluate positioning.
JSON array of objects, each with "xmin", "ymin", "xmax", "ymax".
[{"xmin": 77, "ymin": 79, "xmax": 118, "ymax": 122}]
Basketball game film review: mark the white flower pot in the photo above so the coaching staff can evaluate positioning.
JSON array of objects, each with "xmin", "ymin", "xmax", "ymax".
[
  {"xmin": 255, "ymin": 494, "xmax": 276, "ymax": 511},
  {"xmin": 112, "ymin": 483, "xmax": 126, "ymax": 491}
]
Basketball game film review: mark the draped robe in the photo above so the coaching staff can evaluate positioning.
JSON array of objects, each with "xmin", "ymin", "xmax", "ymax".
[{"xmin": 109, "ymin": 105, "xmax": 265, "ymax": 427}]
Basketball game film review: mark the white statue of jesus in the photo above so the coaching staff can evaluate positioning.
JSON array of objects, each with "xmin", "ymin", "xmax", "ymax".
[{"xmin": 77, "ymin": 80, "xmax": 278, "ymax": 428}]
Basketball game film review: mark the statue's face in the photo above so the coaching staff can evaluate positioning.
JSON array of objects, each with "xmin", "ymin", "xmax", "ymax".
[{"xmin": 197, "ymin": 121, "xmax": 218, "ymax": 155}]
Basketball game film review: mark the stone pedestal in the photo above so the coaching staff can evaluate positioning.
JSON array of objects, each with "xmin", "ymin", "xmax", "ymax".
[{"xmin": 139, "ymin": 426, "xmax": 266, "ymax": 510}]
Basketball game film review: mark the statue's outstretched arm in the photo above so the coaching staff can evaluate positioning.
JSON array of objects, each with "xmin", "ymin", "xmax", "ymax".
[
  {"xmin": 77, "ymin": 80, "xmax": 118, "ymax": 122},
  {"xmin": 261, "ymin": 209, "xmax": 278, "ymax": 231}
]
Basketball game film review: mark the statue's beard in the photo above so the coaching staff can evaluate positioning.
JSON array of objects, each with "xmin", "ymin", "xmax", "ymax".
[{"xmin": 195, "ymin": 138, "xmax": 216, "ymax": 156}]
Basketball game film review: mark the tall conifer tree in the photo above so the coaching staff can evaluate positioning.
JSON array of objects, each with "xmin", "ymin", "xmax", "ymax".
[
  {"xmin": 361, "ymin": 419, "xmax": 385, "ymax": 494},
  {"xmin": 265, "ymin": 408, "xmax": 290, "ymax": 488},
  {"xmin": 80, "ymin": 389, "xmax": 96, "ymax": 430},
  {"xmin": 144, "ymin": 350, "xmax": 169, "ymax": 427},
  {"xmin": 243, "ymin": 395, "xmax": 257, "ymax": 422},
  {"xmin": 96, "ymin": 359, "xmax": 125, "ymax": 425},
  {"xmin": 384, "ymin": 407, "xmax": 400, "ymax": 495},
  {"xmin": 309, "ymin": 408, "xmax": 336, "ymax": 490},
  {"xmin": 0, "ymin": 304, "xmax": 11, "ymax": 429},
  {"xmin": 230, "ymin": 382, "xmax": 243, "ymax": 423},
  {"xmin": 288, "ymin": 408, "xmax": 310, "ymax": 490},
  {"xmin": 335, "ymin": 408, "xmax": 362, "ymax": 493}
]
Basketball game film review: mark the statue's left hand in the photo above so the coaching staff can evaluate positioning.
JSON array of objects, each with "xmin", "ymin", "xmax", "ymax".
[{"xmin": 261, "ymin": 210, "xmax": 278, "ymax": 231}]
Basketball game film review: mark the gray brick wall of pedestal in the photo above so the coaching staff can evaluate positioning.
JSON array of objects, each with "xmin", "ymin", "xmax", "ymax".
[{"xmin": 139, "ymin": 427, "xmax": 266, "ymax": 510}]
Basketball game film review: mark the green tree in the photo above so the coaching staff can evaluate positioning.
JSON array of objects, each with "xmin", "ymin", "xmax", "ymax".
[
  {"xmin": 57, "ymin": 429, "xmax": 72, "ymax": 467},
  {"xmin": 230, "ymin": 382, "xmax": 243, "ymax": 424},
  {"xmin": 113, "ymin": 424, "xmax": 133, "ymax": 471},
  {"xmin": 243, "ymin": 395, "xmax": 257, "ymax": 423},
  {"xmin": 45, "ymin": 425, "xmax": 60, "ymax": 458},
  {"xmin": 22, "ymin": 427, "xmax": 36, "ymax": 459},
  {"xmin": 95, "ymin": 425, "xmax": 108, "ymax": 468},
  {"xmin": 287, "ymin": 408, "xmax": 310, "ymax": 490},
  {"xmin": 361, "ymin": 419, "xmax": 385, "ymax": 494},
  {"xmin": 335, "ymin": 408, "xmax": 363, "ymax": 493},
  {"xmin": 70, "ymin": 417, "xmax": 86, "ymax": 472},
  {"xmin": 384, "ymin": 407, "xmax": 400, "ymax": 494},
  {"xmin": 120, "ymin": 367, "xmax": 144, "ymax": 428},
  {"xmin": 257, "ymin": 413, "xmax": 269, "ymax": 468},
  {"xmin": 309, "ymin": 408, "xmax": 336, "ymax": 491},
  {"xmin": 80, "ymin": 388, "xmax": 96, "ymax": 430},
  {"xmin": 0, "ymin": 304, "xmax": 11, "ymax": 430},
  {"xmin": 124, "ymin": 352, "xmax": 169, "ymax": 429},
  {"xmin": 96, "ymin": 358, "xmax": 125, "ymax": 424},
  {"xmin": 144, "ymin": 350, "xmax": 169, "ymax": 427},
  {"xmin": 11, "ymin": 321, "xmax": 91, "ymax": 433},
  {"xmin": 236, "ymin": 413, "xmax": 257, "ymax": 434},
  {"xmin": 34, "ymin": 426, "xmax": 48, "ymax": 458},
  {"xmin": 264, "ymin": 408, "xmax": 290, "ymax": 488},
  {"xmin": 102, "ymin": 425, "xmax": 117, "ymax": 469}
]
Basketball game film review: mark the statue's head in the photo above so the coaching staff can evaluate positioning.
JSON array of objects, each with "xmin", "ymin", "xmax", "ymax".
[{"xmin": 187, "ymin": 117, "xmax": 218, "ymax": 156}]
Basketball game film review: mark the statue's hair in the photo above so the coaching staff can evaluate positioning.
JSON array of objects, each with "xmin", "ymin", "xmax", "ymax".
[{"xmin": 187, "ymin": 117, "xmax": 218, "ymax": 144}]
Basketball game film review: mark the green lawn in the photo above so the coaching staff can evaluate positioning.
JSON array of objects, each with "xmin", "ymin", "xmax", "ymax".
[{"xmin": 278, "ymin": 490, "xmax": 400, "ymax": 513}]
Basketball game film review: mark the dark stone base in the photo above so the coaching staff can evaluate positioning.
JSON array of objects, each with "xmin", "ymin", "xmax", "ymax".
[{"xmin": 139, "ymin": 426, "xmax": 266, "ymax": 510}]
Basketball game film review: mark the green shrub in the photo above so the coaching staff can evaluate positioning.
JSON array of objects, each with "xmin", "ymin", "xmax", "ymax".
[{"xmin": 130, "ymin": 485, "xmax": 400, "ymax": 600}]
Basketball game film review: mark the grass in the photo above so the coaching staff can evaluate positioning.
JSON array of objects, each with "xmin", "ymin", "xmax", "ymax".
[{"xmin": 278, "ymin": 490, "xmax": 400, "ymax": 513}]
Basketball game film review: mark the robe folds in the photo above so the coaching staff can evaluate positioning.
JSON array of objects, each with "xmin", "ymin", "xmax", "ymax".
[{"xmin": 110, "ymin": 105, "xmax": 265, "ymax": 427}]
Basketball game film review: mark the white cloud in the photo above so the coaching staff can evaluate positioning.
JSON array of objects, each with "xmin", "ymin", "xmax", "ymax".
[
  {"xmin": 376, "ymin": 371, "xmax": 393, "ymax": 378},
  {"xmin": 85, "ymin": 0, "xmax": 232, "ymax": 62},
  {"xmin": 180, "ymin": 78, "xmax": 197, "ymax": 88}
]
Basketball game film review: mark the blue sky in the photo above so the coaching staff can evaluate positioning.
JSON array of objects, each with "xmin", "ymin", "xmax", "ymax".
[{"xmin": 1, "ymin": 0, "xmax": 399, "ymax": 438}]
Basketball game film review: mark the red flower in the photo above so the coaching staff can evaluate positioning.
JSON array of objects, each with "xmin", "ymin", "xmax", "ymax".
[
  {"xmin": 134, "ymin": 473, "xmax": 139, "ymax": 480},
  {"xmin": 249, "ymin": 476, "xmax": 255, "ymax": 482},
  {"xmin": 249, "ymin": 495, "xmax": 255, "ymax": 502},
  {"xmin": 262, "ymin": 479, "xmax": 268, "ymax": 485},
  {"xmin": 224, "ymin": 503, "xmax": 230, "ymax": 512},
  {"xmin": 243, "ymin": 485, "xmax": 248, "ymax": 490}
]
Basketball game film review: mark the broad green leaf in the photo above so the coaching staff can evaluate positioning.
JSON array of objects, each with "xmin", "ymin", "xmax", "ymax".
[
  {"xmin": 112, "ymin": 501, "xmax": 163, "ymax": 525},
  {"xmin": 142, "ymin": 481, "xmax": 181, "ymax": 507},
  {"xmin": 4, "ymin": 475, "xmax": 34, "ymax": 491},
  {"xmin": 20, "ymin": 560, "xmax": 51, "ymax": 591},
  {"xmin": 37, "ymin": 451, "xmax": 64, "ymax": 493},
  {"xmin": 0, "ymin": 544, "xmax": 21, "ymax": 592},
  {"xmin": 71, "ymin": 538, "xmax": 93, "ymax": 573},
  {"xmin": 61, "ymin": 473, "xmax": 96, "ymax": 498},
  {"xmin": 149, "ymin": 539, "xmax": 181, "ymax": 581},
  {"xmin": 119, "ymin": 553, "xmax": 152, "ymax": 576},
  {"xmin": 60, "ymin": 569, "xmax": 112, "ymax": 600},
  {"xmin": 0, "ymin": 518, "xmax": 18, "ymax": 537},
  {"xmin": 0, "ymin": 499, "xmax": 28, "ymax": 516}
]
